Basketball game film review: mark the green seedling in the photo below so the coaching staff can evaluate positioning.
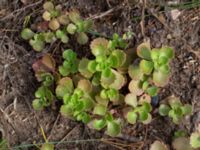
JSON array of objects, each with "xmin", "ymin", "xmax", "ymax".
[
  {"xmin": 190, "ymin": 132, "xmax": 200, "ymax": 148},
  {"xmin": 79, "ymin": 37, "xmax": 126, "ymax": 89},
  {"xmin": 59, "ymin": 79, "xmax": 94, "ymax": 123},
  {"xmin": 158, "ymin": 97, "xmax": 192, "ymax": 124},
  {"xmin": 56, "ymin": 30, "xmax": 68, "ymax": 43},
  {"xmin": 42, "ymin": 1, "xmax": 62, "ymax": 30},
  {"xmin": 67, "ymin": 10, "xmax": 92, "ymax": 44},
  {"xmin": 136, "ymin": 42, "xmax": 174, "ymax": 87},
  {"xmin": 29, "ymin": 33, "xmax": 45, "ymax": 52},
  {"xmin": 59, "ymin": 49, "xmax": 79, "ymax": 76},
  {"xmin": 32, "ymin": 86, "xmax": 54, "ymax": 110},
  {"xmin": 125, "ymin": 95, "xmax": 152, "ymax": 124},
  {"xmin": 108, "ymin": 33, "xmax": 128, "ymax": 50},
  {"xmin": 44, "ymin": 32, "xmax": 56, "ymax": 43},
  {"xmin": 22, "ymin": 1, "xmax": 93, "ymax": 53},
  {"xmin": 92, "ymin": 113, "xmax": 121, "ymax": 137}
]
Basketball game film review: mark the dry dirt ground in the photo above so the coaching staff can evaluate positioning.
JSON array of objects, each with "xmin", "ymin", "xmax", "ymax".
[{"xmin": 0, "ymin": 0, "xmax": 200, "ymax": 150}]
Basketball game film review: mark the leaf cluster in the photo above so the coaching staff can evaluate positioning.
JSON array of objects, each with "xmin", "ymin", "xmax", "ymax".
[
  {"xmin": 158, "ymin": 97, "xmax": 192, "ymax": 124},
  {"xmin": 21, "ymin": 1, "xmax": 92, "ymax": 51}
]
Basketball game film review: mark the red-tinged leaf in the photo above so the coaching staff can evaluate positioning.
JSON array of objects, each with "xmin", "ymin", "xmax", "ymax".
[
  {"xmin": 32, "ymin": 54, "xmax": 56, "ymax": 81},
  {"xmin": 37, "ymin": 21, "xmax": 49, "ymax": 32}
]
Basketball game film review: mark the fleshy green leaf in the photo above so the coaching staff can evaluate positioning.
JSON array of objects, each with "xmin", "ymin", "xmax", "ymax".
[
  {"xmin": 88, "ymin": 60, "xmax": 97, "ymax": 73},
  {"xmin": 128, "ymin": 65, "xmax": 143, "ymax": 80},
  {"xmin": 137, "ymin": 42, "xmax": 151, "ymax": 60},
  {"xmin": 151, "ymin": 48, "xmax": 160, "ymax": 60},
  {"xmin": 125, "ymin": 93, "xmax": 138, "ymax": 107},
  {"xmin": 48, "ymin": 19, "xmax": 60, "ymax": 30},
  {"xmin": 29, "ymin": 39, "xmax": 45, "ymax": 52},
  {"xmin": 44, "ymin": 32, "xmax": 56, "ymax": 43},
  {"xmin": 32, "ymin": 99, "xmax": 44, "ymax": 110},
  {"xmin": 81, "ymin": 112, "xmax": 91, "ymax": 123},
  {"xmin": 21, "ymin": 28, "xmax": 35, "ymax": 40},
  {"xmin": 159, "ymin": 64, "xmax": 170, "ymax": 74},
  {"xmin": 95, "ymin": 95, "xmax": 109, "ymax": 107},
  {"xmin": 127, "ymin": 111, "xmax": 137, "ymax": 124},
  {"xmin": 43, "ymin": 11, "xmax": 51, "ymax": 21},
  {"xmin": 59, "ymin": 66, "xmax": 70, "ymax": 76},
  {"xmin": 168, "ymin": 109, "xmax": 181, "ymax": 124},
  {"xmin": 106, "ymin": 121, "xmax": 121, "ymax": 137},
  {"xmin": 43, "ymin": 1, "xmax": 54, "ymax": 11},
  {"xmin": 107, "ymin": 88, "xmax": 119, "ymax": 101},
  {"xmin": 101, "ymin": 69, "xmax": 115, "ymax": 86},
  {"xmin": 153, "ymin": 70, "xmax": 169, "ymax": 87},
  {"xmin": 62, "ymin": 49, "xmax": 77, "ymax": 61},
  {"xmin": 60, "ymin": 105, "xmax": 73, "ymax": 117},
  {"xmin": 90, "ymin": 38, "xmax": 109, "ymax": 56},
  {"xmin": 138, "ymin": 110, "xmax": 148, "ymax": 121},
  {"xmin": 81, "ymin": 97, "xmax": 94, "ymax": 110},
  {"xmin": 78, "ymin": 58, "xmax": 93, "ymax": 78},
  {"xmin": 67, "ymin": 23, "xmax": 77, "ymax": 34},
  {"xmin": 100, "ymin": 89, "xmax": 108, "ymax": 99},
  {"xmin": 146, "ymin": 86, "xmax": 158, "ymax": 96},
  {"xmin": 158, "ymin": 56, "xmax": 168, "ymax": 65},
  {"xmin": 93, "ymin": 104, "xmax": 107, "ymax": 116},
  {"xmin": 68, "ymin": 10, "xmax": 81, "ymax": 23},
  {"xmin": 181, "ymin": 104, "xmax": 192, "ymax": 115},
  {"xmin": 109, "ymin": 70, "xmax": 125, "ymax": 90},
  {"xmin": 141, "ymin": 102, "xmax": 152, "ymax": 113},
  {"xmin": 56, "ymin": 77, "xmax": 74, "ymax": 99},
  {"xmin": 63, "ymin": 93, "xmax": 71, "ymax": 104},
  {"xmin": 139, "ymin": 60, "xmax": 154, "ymax": 75},
  {"xmin": 159, "ymin": 104, "xmax": 170, "ymax": 116},
  {"xmin": 93, "ymin": 119, "xmax": 107, "ymax": 130},
  {"xmin": 128, "ymin": 80, "xmax": 143, "ymax": 96},
  {"xmin": 77, "ymin": 32, "xmax": 88, "ymax": 45},
  {"xmin": 160, "ymin": 47, "xmax": 174, "ymax": 59},
  {"xmin": 77, "ymin": 79, "xmax": 92, "ymax": 93},
  {"xmin": 111, "ymin": 50, "xmax": 127, "ymax": 67},
  {"xmin": 142, "ymin": 113, "xmax": 152, "ymax": 124},
  {"xmin": 57, "ymin": 14, "xmax": 69, "ymax": 25}
]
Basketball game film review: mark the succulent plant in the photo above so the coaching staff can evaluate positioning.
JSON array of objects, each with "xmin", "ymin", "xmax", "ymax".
[
  {"xmin": 125, "ymin": 94, "xmax": 152, "ymax": 125},
  {"xmin": 59, "ymin": 79, "xmax": 94, "ymax": 123},
  {"xmin": 59, "ymin": 49, "xmax": 79, "ymax": 76},
  {"xmin": 158, "ymin": 96, "xmax": 192, "ymax": 124},
  {"xmin": 21, "ymin": 1, "xmax": 93, "ymax": 52},
  {"xmin": 32, "ymin": 86, "xmax": 54, "ymax": 110},
  {"xmin": 135, "ymin": 42, "xmax": 174, "ymax": 88}
]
